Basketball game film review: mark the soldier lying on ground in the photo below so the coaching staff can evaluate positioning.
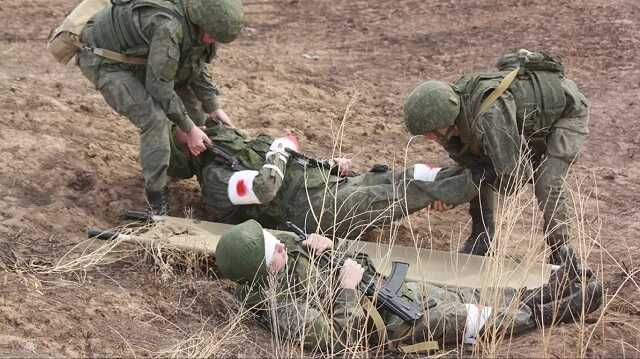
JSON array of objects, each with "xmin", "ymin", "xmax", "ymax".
[
  {"xmin": 215, "ymin": 220, "xmax": 602, "ymax": 353},
  {"xmin": 168, "ymin": 123, "xmax": 481, "ymax": 239},
  {"xmin": 402, "ymin": 50, "xmax": 590, "ymax": 274},
  {"xmin": 77, "ymin": 0, "xmax": 243, "ymax": 215}
]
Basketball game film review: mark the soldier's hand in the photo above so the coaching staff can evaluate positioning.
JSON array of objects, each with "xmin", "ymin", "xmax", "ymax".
[
  {"xmin": 331, "ymin": 157, "xmax": 352, "ymax": 176},
  {"xmin": 185, "ymin": 126, "xmax": 212, "ymax": 156},
  {"xmin": 302, "ymin": 233, "xmax": 333, "ymax": 254},
  {"xmin": 175, "ymin": 127, "xmax": 189, "ymax": 146},
  {"xmin": 340, "ymin": 259, "xmax": 364, "ymax": 289},
  {"xmin": 210, "ymin": 109, "xmax": 235, "ymax": 128},
  {"xmin": 428, "ymin": 200, "xmax": 453, "ymax": 212}
]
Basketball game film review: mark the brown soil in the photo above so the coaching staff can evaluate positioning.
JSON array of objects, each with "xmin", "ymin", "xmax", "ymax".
[{"xmin": 1, "ymin": 0, "xmax": 639, "ymax": 356}]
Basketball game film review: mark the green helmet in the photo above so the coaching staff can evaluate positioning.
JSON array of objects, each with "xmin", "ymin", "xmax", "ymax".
[
  {"xmin": 186, "ymin": 0, "xmax": 244, "ymax": 44},
  {"xmin": 216, "ymin": 220, "xmax": 269, "ymax": 283},
  {"xmin": 403, "ymin": 81, "xmax": 460, "ymax": 135}
]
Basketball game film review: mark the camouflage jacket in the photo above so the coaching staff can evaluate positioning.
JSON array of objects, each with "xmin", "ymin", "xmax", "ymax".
[
  {"xmin": 168, "ymin": 125, "xmax": 479, "ymax": 230},
  {"xmin": 236, "ymin": 232, "xmax": 366, "ymax": 352},
  {"xmin": 89, "ymin": 0, "xmax": 220, "ymax": 132},
  {"xmin": 447, "ymin": 71, "xmax": 590, "ymax": 194},
  {"xmin": 168, "ymin": 125, "xmax": 335, "ymax": 228},
  {"xmin": 235, "ymin": 232, "xmax": 537, "ymax": 352}
]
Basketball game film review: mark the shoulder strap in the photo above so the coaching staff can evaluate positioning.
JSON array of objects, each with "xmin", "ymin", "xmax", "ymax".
[
  {"xmin": 69, "ymin": 35, "xmax": 147, "ymax": 64},
  {"xmin": 361, "ymin": 296, "xmax": 387, "ymax": 348},
  {"xmin": 477, "ymin": 67, "xmax": 519, "ymax": 115},
  {"xmin": 398, "ymin": 340, "xmax": 440, "ymax": 354}
]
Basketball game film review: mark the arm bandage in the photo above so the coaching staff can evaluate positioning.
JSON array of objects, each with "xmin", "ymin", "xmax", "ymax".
[{"xmin": 228, "ymin": 170, "xmax": 261, "ymax": 205}]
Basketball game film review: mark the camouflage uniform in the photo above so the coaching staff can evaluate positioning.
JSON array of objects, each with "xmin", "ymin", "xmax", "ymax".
[
  {"xmin": 168, "ymin": 125, "xmax": 479, "ymax": 238},
  {"xmin": 405, "ymin": 53, "xmax": 589, "ymax": 258},
  {"xmin": 449, "ymin": 71, "xmax": 589, "ymax": 245},
  {"xmin": 216, "ymin": 220, "xmax": 602, "ymax": 353},
  {"xmin": 77, "ymin": 0, "xmax": 222, "ymax": 193}
]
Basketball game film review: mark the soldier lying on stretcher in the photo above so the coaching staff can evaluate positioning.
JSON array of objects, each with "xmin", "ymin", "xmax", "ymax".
[
  {"xmin": 168, "ymin": 123, "xmax": 480, "ymax": 239},
  {"xmin": 214, "ymin": 219, "xmax": 602, "ymax": 353}
]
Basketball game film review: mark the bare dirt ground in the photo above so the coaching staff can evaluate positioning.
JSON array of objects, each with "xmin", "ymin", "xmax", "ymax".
[{"xmin": 1, "ymin": 0, "xmax": 639, "ymax": 357}]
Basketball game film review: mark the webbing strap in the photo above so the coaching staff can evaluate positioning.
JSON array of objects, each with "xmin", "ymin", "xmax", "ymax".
[
  {"xmin": 361, "ymin": 297, "xmax": 439, "ymax": 354},
  {"xmin": 477, "ymin": 67, "xmax": 519, "ymax": 115},
  {"xmin": 399, "ymin": 340, "xmax": 440, "ymax": 354},
  {"xmin": 361, "ymin": 297, "xmax": 387, "ymax": 346},
  {"xmin": 70, "ymin": 36, "xmax": 146, "ymax": 65},
  {"xmin": 93, "ymin": 47, "xmax": 146, "ymax": 65}
]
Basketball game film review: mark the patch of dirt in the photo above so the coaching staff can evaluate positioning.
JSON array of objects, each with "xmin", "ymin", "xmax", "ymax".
[{"xmin": 1, "ymin": 0, "xmax": 639, "ymax": 356}]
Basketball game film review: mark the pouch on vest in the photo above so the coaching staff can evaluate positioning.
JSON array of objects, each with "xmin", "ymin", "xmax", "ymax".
[
  {"xmin": 47, "ymin": 0, "xmax": 111, "ymax": 64},
  {"xmin": 496, "ymin": 50, "xmax": 567, "ymax": 136}
]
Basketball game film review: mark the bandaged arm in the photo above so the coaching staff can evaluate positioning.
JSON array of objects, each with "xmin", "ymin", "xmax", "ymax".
[{"xmin": 227, "ymin": 136, "xmax": 298, "ymax": 205}]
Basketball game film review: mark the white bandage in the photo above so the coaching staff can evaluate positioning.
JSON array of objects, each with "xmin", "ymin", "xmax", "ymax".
[
  {"xmin": 265, "ymin": 151, "xmax": 289, "ymax": 163},
  {"xmin": 228, "ymin": 170, "xmax": 261, "ymax": 205},
  {"xmin": 270, "ymin": 136, "xmax": 299, "ymax": 156},
  {"xmin": 263, "ymin": 230, "xmax": 280, "ymax": 266},
  {"xmin": 463, "ymin": 304, "xmax": 493, "ymax": 344},
  {"xmin": 413, "ymin": 163, "xmax": 441, "ymax": 182},
  {"xmin": 263, "ymin": 164, "xmax": 284, "ymax": 180}
]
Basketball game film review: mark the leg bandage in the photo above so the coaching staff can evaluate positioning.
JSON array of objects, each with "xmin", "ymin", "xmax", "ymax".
[
  {"xmin": 463, "ymin": 304, "xmax": 492, "ymax": 344},
  {"xmin": 414, "ymin": 164, "xmax": 441, "ymax": 182}
]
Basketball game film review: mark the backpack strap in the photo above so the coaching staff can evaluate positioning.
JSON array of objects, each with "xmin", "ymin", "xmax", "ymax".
[
  {"xmin": 67, "ymin": 33, "xmax": 147, "ymax": 64},
  {"xmin": 477, "ymin": 67, "xmax": 519, "ymax": 115}
]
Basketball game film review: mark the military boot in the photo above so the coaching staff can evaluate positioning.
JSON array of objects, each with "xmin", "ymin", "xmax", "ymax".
[
  {"xmin": 145, "ymin": 188, "xmax": 169, "ymax": 216},
  {"xmin": 522, "ymin": 267, "xmax": 586, "ymax": 308},
  {"xmin": 547, "ymin": 235, "xmax": 581, "ymax": 279},
  {"xmin": 526, "ymin": 274, "xmax": 602, "ymax": 327},
  {"xmin": 459, "ymin": 200, "xmax": 494, "ymax": 256}
]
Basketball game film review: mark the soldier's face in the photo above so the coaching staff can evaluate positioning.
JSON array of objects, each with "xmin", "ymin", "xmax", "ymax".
[
  {"xmin": 269, "ymin": 243, "xmax": 288, "ymax": 273},
  {"xmin": 424, "ymin": 126, "xmax": 457, "ymax": 145},
  {"xmin": 201, "ymin": 32, "xmax": 217, "ymax": 45}
]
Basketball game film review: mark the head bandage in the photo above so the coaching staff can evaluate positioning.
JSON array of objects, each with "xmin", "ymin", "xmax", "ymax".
[{"xmin": 263, "ymin": 230, "xmax": 280, "ymax": 266}]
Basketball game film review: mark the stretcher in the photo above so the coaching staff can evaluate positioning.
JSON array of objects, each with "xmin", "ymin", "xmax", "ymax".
[{"xmin": 89, "ymin": 212, "xmax": 553, "ymax": 289}]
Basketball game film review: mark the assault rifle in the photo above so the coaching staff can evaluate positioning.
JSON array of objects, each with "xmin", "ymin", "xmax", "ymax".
[
  {"xmin": 205, "ymin": 143, "xmax": 246, "ymax": 171},
  {"xmin": 284, "ymin": 148, "xmax": 332, "ymax": 170},
  {"xmin": 285, "ymin": 221, "xmax": 423, "ymax": 322}
]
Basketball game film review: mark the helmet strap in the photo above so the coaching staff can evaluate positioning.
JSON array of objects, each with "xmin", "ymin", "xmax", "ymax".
[{"xmin": 434, "ymin": 126, "xmax": 456, "ymax": 143}]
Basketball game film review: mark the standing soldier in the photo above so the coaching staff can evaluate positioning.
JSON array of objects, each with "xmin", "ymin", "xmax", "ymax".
[
  {"xmin": 77, "ymin": 0, "xmax": 243, "ymax": 214},
  {"xmin": 402, "ymin": 50, "xmax": 590, "ymax": 273}
]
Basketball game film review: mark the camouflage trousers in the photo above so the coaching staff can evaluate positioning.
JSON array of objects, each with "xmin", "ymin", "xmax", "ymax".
[
  {"xmin": 384, "ymin": 282, "xmax": 535, "ymax": 346},
  {"xmin": 77, "ymin": 26, "xmax": 206, "ymax": 193},
  {"xmin": 286, "ymin": 167, "xmax": 475, "ymax": 239}
]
